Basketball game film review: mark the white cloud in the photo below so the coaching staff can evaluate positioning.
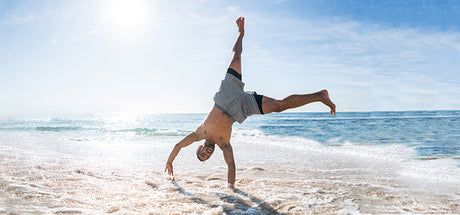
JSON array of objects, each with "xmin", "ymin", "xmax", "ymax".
[
  {"xmin": 226, "ymin": 6, "xmax": 239, "ymax": 13},
  {"xmin": 70, "ymin": 29, "xmax": 100, "ymax": 41},
  {"xmin": 0, "ymin": 14, "xmax": 36, "ymax": 26},
  {"xmin": 2, "ymin": 0, "xmax": 459, "ymax": 113},
  {"xmin": 244, "ymin": 14, "xmax": 460, "ymax": 111},
  {"xmin": 273, "ymin": 0, "xmax": 288, "ymax": 4},
  {"xmin": 51, "ymin": 33, "xmax": 60, "ymax": 46}
]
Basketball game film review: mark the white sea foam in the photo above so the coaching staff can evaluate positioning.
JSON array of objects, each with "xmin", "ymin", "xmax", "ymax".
[
  {"xmin": 233, "ymin": 128, "xmax": 414, "ymax": 161},
  {"xmin": 232, "ymin": 129, "xmax": 460, "ymax": 197}
]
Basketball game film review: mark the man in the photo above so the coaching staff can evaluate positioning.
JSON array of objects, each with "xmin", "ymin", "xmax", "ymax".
[{"xmin": 165, "ymin": 17, "xmax": 336, "ymax": 188}]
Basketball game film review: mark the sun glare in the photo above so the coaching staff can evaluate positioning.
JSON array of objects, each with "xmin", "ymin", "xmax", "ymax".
[{"xmin": 102, "ymin": 0, "xmax": 149, "ymax": 36}]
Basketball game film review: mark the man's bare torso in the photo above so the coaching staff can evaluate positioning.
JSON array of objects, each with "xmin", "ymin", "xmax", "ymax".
[{"xmin": 195, "ymin": 106, "xmax": 233, "ymax": 147}]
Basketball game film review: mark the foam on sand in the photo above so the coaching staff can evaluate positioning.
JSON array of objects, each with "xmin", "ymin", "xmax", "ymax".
[{"xmin": 2, "ymin": 135, "xmax": 459, "ymax": 214}]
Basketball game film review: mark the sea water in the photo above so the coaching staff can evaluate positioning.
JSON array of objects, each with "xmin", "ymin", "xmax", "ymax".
[{"xmin": 1, "ymin": 111, "xmax": 459, "ymax": 214}]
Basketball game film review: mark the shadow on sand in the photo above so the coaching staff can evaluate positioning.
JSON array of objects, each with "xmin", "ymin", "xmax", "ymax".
[{"xmin": 172, "ymin": 181, "xmax": 282, "ymax": 214}]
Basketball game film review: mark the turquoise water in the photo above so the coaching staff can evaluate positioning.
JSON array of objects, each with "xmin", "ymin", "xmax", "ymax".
[
  {"xmin": 1, "ymin": 110, "xmax": 459, "ymax": 159},
  {"xmin": 242, "ymin": 111, "xmax": 460, "ymax": 158}
]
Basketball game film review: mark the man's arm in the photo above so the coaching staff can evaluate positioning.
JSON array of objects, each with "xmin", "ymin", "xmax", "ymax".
[
  {"xmin": 165, "ymin": 132, "xmax": 200, "ymax": 177},
  {"xmin": 221, "ymin": 143, "xmax": 236, "ymax": 187}
]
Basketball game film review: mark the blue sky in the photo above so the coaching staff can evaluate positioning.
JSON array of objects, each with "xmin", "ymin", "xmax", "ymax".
[{"xmin": 1, "ymin": 0, "xmax": 459, "ymax": 115}]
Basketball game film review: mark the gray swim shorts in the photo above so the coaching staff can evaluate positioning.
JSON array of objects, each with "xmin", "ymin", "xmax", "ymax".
[{"xmin": 214, "ymin": 68, "xmax": 263, "ymax": 124}]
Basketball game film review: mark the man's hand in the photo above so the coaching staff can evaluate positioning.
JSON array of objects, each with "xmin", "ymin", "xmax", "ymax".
[
  {"xmin": 164, "ymin": 162, "xmax": 174, "ymax": 179},
  {"xmin": 164, "ymin": 131, "xmax": 200, "ymax": 180},
  {"xmin": 236, "ymin": 17, "xmax": 244, "ymax": 35},
  {"xmin": 221, "ymin": 143, "xmax": 236, "ymax": 186}
]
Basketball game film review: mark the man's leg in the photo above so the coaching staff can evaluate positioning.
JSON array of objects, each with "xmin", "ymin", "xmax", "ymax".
[
  {"xmin": 228, "ymin": 17, "xmax": 244, "ymax": 74},
  {"xmin": 262, "ymin": 90, "xmax": 336, "ymax": 115}
]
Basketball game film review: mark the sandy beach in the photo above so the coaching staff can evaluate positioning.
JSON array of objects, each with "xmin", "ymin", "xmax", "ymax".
[{"xmin": 1, "ymin": 119, "xmax": 459, "ymax": 214}]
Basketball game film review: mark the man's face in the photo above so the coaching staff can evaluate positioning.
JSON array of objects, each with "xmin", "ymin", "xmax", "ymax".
[{"xmin": 197, "ymin": 144, "xmax": 214, "ymax": 161}]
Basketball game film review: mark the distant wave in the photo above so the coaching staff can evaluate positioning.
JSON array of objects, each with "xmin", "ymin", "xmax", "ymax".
[
  {"xmin": 35, "ymin": 126, "xmax": 84, "ymax": 131},
  {"xmin": 277, "ymin": 115, "xmax": 460, "ymax": 123},
  {"xmin": 115, "ymin": 128, "xmax": 190, "ymax": 136},
  {"xmin": 0, "ymin": 126, "xmax": 190, "ymax": 136},
  {"xmin": 0, "ymin": 126, "xmax": 86, "ymax": 132}
]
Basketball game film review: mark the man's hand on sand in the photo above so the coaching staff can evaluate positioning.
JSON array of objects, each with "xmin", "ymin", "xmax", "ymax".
[
  {"xmin": 164, "ymin": 162, "xmax": 174, "ymax": 180},
  {"xmin": 236, "ymin": 17, "xmax": 244, "ymax": 35}
]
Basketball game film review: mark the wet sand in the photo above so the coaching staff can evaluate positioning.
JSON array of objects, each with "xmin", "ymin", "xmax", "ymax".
[{"xmin": 1, "ymin": 133, "xmax": 459, "ymax": 214}]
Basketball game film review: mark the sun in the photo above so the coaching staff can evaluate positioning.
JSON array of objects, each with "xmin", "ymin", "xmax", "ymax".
[{"xmin": 101, "ymin": 0, "xmax": 149, "ymax": 36}]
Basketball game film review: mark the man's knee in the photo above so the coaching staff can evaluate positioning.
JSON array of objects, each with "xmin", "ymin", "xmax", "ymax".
[
  {"xmin": 272, "ymin": 100, "xmax": 287, "ymax": 113},
  {"xmin": 262, "ymin": 97, "xmax": 288, "ymax": 114}
]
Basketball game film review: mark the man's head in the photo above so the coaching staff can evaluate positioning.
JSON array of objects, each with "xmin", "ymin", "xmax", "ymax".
[{"xmin": 196, "ymin": 140, "xmax": 215, "ymax": 161}]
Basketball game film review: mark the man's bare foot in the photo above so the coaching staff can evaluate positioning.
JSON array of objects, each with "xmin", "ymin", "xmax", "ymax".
[
  {"xmin": 236, "ymin": 17, "xmax": 244, "ymax": 35},
  {"xmin": 319, "ymin": 90, "xmax": 336, "ymax": 115}
]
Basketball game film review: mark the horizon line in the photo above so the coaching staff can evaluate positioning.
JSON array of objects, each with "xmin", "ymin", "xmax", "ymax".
[{"xmin": 1, "ymin": 109, "xmax": 459, "ymax": 118}]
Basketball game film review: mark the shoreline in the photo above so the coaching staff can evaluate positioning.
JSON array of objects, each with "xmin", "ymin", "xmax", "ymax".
[{"xmin": 1, "ymin": 133, "xmax": 459, "ymax": 214}]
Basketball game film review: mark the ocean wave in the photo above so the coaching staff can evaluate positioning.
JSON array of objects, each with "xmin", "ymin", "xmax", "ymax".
[
  {"xmin": 0, "ymin": 126, "xmax": 87, "ymax": 132},
  {"xmin": 35, "ymin": 126, "xmax": 84, "ymax": 131},
  {"xmin": 0, "ymin": 126, "xmax": 190, "ymax": 137},
  {"xmin": 233, "ymin": 128, "xmax": 266, "ymax": 137},
  {"xmin": 233, "ymin": 133, "xmax": 460, "ymax": 186},
  {"xmin": 234, "ymin": 127, "xmax": 459, "ymax": 161},
  {"xmin": 233, "ymin": 132, "xmax": 415, "ymax": 161},
  {"xmin": 274, "ymin": 114, "xmax": 460, "ymax": 121},
  {"xmin": 114, "ymin": 128, "xmax": 190, "ymax": 136}
]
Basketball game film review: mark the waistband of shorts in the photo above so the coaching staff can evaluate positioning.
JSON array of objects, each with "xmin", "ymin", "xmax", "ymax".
[
  {"xmin": 214, "ymin": 103, "xmax": 236, "ymax": 122},
  {"xmin": 227, "ymin": 68, "xmax": 242, "ymax": 81}
]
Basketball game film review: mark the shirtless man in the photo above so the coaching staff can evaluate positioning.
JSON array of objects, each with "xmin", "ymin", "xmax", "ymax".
[{"xmin": 165, "ymin": 17, "xmax": 336, "ymax": 188}]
